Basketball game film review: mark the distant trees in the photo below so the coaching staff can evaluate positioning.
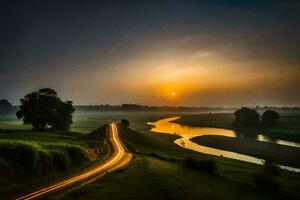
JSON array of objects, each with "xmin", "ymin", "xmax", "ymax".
[
  {"xmin": 261, "ymin": 110, "xmax": 280, "ymax": 127},
  {"xmin": 233, "ymin": 107, "xmax": 260, "ymax": 127},
  {"xmin": 233, "ymin": 107, "xmax": 279, "ymax": 128},
  {"xmin": 0, "ymin": 99, "xmax": 12, "ymax": 113},
  {"xmin": 16, "ymin": 88, "xmax": 75, "ymax": 131}
]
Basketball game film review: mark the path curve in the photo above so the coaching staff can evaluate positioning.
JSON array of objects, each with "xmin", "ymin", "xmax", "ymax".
[{"xmin": 16, "ymin": 123, "xmax": 132, "ymax": 200}]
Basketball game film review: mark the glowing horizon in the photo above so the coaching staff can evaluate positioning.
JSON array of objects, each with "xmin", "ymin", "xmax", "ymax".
[{"xmin": 1, "ymin": 1, "xmax": 299, "ymax": 107}]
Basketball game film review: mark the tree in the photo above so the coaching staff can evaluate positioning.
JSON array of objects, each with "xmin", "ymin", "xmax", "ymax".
[
  {"xmin": 121, "ymin": 119, "xmax": 130, "ymax": 127},
  {"xmin": 261, "ymin": 110, "xmax": 280, "ymax": 127},
  {"xmin": 233, "ymin": 107, "xmax": 260, "ymax": 127},
  {"xmin": 16, "ymin": 88, "xmax": 75, "ymax": 131},
  {"xmin": 0, "ymin": 99, "xmax": 12, "ymax": 113}
]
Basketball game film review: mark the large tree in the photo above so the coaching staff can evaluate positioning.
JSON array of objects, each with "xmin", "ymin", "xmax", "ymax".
[
  {"xmin": 233, "ymin": 107, "xmax": 260, "ymax": 127},
  {"xmin": 16, "ymin": 88, "xmax": 75, "ymax": 131},
  {"xmin": 261, "ymin": 110, "xmax": 280, "ymax": 127}
]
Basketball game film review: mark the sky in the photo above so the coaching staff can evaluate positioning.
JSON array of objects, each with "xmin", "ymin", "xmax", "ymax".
[{"xmin": 1, "ymin": 0, "xmax": 299, "ymax": 106}]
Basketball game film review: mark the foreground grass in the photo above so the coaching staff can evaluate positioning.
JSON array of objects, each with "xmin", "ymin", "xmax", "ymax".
[
  {"xmin": 54, "ymin": 156, "xmax": 281, "ymax": 200},
  {"xmin": 51, "ymin": 125, "xmax": 300, "ymax": 200},
  {"xmin": 174, "ymin": 112, "xmax": 300, "ymax": 142},
  {"xmin": 0, "ymin": 128, "xmax": 109, "ymax": 199}
]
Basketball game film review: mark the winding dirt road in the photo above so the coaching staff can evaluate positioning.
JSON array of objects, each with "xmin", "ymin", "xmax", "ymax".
[{"xmin": 16, "ymin": 123, "xmax": 132, "ymax": 200}]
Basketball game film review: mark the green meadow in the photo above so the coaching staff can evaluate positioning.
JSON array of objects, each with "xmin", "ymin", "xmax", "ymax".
[
  {"xmin": 0, "ymin": 110, "xmax": 176, "ymax": 198},
  {"xmin": 0, "ymin": 126, "xmax": 108, "ymax": 198},
  {"xmin": 1, "ymin": 110, "xmax": 300, "ymax": 199}
]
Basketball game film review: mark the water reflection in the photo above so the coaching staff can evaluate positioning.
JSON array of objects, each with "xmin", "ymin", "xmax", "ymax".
[
  {"xmin": 149, "ymin": 117, "xmax": 236, "ymax": 138},
  {"xmin": 257, "ymin": 134, "xmax": 300, "ymax": 148},
  {"xmin": 148, "ymin": 116, "xmax": 300, "ymax": 173}
]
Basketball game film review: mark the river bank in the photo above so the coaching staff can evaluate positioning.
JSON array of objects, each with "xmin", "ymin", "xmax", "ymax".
[{"xmin": 192, "ymin": 135, "xmax": 300, "ymax": 168}]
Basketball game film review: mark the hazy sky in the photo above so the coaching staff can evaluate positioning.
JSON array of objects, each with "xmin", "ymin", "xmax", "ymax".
[{"xmin": 1, "ymin": 0, "xmax": 299, "ymax": 106}]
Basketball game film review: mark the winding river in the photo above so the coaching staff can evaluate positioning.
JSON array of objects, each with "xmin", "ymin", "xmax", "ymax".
[{"xmin": 148, "ymin": 116, "xmax": 300, "ymax": 173}]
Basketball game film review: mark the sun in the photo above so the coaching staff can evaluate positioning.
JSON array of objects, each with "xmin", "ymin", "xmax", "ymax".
[{"xmin": 171, "ymin": 92, "xmax": 176, "ymax": 96}]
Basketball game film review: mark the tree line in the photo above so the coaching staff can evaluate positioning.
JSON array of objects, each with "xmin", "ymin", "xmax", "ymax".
[
  {"xmin": 233, "ymin": 107, "xmax": 280, "ymax": 128},
  {"xmin": 0, "ymin": 88, "xmax": 284, "ymax": 132}
]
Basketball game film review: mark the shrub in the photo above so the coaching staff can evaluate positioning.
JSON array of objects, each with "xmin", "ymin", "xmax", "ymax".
[
  {"xmin": 184, "ymin": 158, "xmax": 217, "ymax": 175},
  {"xmin": 36, "ymin": 149, "xmax": 53, "ymax": 175},
  {"xmin": 121, "ymin": 119, "xmax": 130, "ymax": 127},
  {"xmin": 252, "ymin": 173, "xmax": 280, "ymax": 191},
  {"xmin": 64, "ymin": 145, "xmax": 89, "ymax": 164},
  {"xmin": 0, "ymin": 158, "xmax": 14, "ymax": 180},
  {"xmin": 50, "ymin": 150, "xmax": 70, "ymax": 172},
  {"xmin": 149, "ymin": 152, "xmax": 158, "ymax": 157},
  {"xmin": 0, "ymin": 140, "xmax": 40, "ymax": 173},
  {"xmin": 45, "ymin": 143, "xmax": 89, "ymax": 165}
]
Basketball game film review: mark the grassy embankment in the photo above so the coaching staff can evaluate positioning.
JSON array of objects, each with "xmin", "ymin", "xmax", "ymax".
[
  {"xmin": 0, "ymin": 126, "xmax": 109, "ymax": 199},
  {"xmin": 52, "ymin": 124, "xmax": 300, "ymax": 200}
]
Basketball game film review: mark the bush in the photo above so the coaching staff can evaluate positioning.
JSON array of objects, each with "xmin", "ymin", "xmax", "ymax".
[
  {"xmin": 121, "ymin": 119, "xmax": 130, "ymax": 127},
  {"xmin": 36, "ymin": 149, "xmax": 53, "ymax": 175},
  {"xmin": 0, "ymin": 140, "xmax": 40, "ymax": 173},
  {"xmin": 252, "ymin": 173, "xmax": 280, "ymax": 191},
  {"xmin": 184, "ymin": 158, "xmax": 217, "ymax": 175},
  {"xmin": 0, "ymin": 158, "xmax": 14, "ymax": 181},
  {"xmin": 64, "ymin": 145, "xmax": 89, "ymax": 164},
  {"xmin": 0, "ymin": 139, "xmax": 93, "ymax": 185},
  {"xmin": 50, "ymin": 150, "xmax": 70, "ymax": 172},
  {"xmin": 46, "ymin": 143, "xmax": 89, "ymax": 165}
]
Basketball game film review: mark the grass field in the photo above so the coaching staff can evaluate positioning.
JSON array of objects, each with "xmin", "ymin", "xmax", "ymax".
[
  {"xmin": 49, "ymin": 124, "xmax": 300, "ymax": 200},
  {"xmin": 1, "ymin": 110, "xmax": 300, "ymax": 199},
  {"xmin": 53, "ymin": 156, "xmax": 282, "ymax": 200},
  {"xmin": 0, "ymin": 128, "xmax": 109, "ymax": 199}
]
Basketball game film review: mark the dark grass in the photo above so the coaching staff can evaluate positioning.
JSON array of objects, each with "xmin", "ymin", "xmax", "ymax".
[
  {"xmin": 0, "ymin": 140, "xmax": 90, "ymax": 178},
  {"xmin": 0, "ymin": 128, "xmax": 109, "ymax": 198},
  {"xmin": 52, "ymin": 156, "xmax": 290, "ymax": 200},
  {"xmin": 263, "ymin": 160, "xmax": 281, "ymax": 176},
  {"xmin": 252, "ymin": 173, "xmax": 280, "ymax": 192},
  {"xmin": 184, "ymin": 157, "xmax": 217, "ymax": 175}
]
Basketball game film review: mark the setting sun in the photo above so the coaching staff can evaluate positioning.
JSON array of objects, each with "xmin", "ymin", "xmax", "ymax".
[{"xmin": 171, "ymin": 92, "xmax": 176, "ymax": 96}]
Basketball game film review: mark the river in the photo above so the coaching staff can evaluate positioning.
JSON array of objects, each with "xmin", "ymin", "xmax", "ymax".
[{"xmin": 148, "ymin": 116, "xmax": 300, "ymax": 173}]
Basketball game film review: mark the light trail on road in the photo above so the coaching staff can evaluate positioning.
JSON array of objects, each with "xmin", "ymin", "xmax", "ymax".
[{"xmin": 16, "ymin": 123, "xmax": 132, "ymax": 200}]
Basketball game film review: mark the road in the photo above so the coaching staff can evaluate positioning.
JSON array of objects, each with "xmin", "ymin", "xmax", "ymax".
[{"xmin": 16, "ymin": 123, "xmax": 132, "ymax": 200}]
